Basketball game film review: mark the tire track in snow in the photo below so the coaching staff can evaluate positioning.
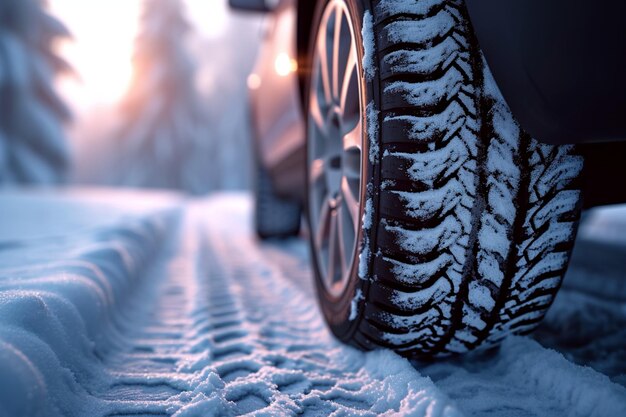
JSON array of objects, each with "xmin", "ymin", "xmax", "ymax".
[
  {"xmin": 97, "ymin": 196, "xmax": 460, "ymax": 417},
  {"xmin": 97, "ymin": 216, "xmax": 201, "ymax": 416},
  {"xmin": 95, "ymin": 195, "xmax": 626, "ymax": 416},
  {"xmin": 170, "ymin": 198, "xmax": 461, "ymax": 416}
]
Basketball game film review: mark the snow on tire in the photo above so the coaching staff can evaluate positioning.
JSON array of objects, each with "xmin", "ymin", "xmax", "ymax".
[{"xmin": 307, "ymin": 0, "xmax": 583, "ymax": 357}]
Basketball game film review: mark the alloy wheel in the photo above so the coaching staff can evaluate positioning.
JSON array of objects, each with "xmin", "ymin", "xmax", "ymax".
[{"xmin": 307, "ymin": 0, "xmax": 362, "ymax": 298}]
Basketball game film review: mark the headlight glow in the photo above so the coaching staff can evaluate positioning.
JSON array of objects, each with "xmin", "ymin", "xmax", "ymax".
[{"xmin": 274, "ymin": 53, "xmax": 298, "ymax": 77}]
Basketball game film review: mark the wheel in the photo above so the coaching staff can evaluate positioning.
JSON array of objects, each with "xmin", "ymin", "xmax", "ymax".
[
  {"xmin": 305, "ymin": 0, "xmax": 583, "ymax": 357},
  {"xmin": 254, "ymin": 160, "xmax": 301, "ymax": 239}
]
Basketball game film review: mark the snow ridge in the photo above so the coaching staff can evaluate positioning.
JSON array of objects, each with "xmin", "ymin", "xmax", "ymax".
[{"xmin": 0, "ymin": 204, "xmax": 178, "ymax": 416}]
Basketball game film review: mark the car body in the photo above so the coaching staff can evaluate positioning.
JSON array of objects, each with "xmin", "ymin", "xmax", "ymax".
[
  {"xmin": 234, "ymin": 0, "xmax": 626, "ymax": 208},
  {"xmin": 246, "ymin": 0, "xmax": 306, "ymax": 200},
  {"xmin": 239, "ymin": 0, "xmax": 626, "ymax": 208},
  {"xmin": 230, "ymin": 0, "xmax": 626, "ymax": 357}
]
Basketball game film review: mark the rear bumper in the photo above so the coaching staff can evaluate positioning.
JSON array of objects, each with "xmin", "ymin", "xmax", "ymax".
[{"xmin": 466, "ymin": 0, "xmax": 626, "ymax": 145}]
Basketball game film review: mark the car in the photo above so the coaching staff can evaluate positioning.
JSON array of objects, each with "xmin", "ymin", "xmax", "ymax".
[{"xmin": 229, "ymin": 0, "xmax": 626, "ymax": 358}]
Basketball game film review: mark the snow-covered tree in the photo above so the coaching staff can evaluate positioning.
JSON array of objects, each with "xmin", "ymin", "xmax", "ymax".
[
  {"xmin": 0, "ymin": 0, "xmax": 72, "ymax": 184},
  {"xmin": 117, "ymin": 0, "xmax": 208, "ymax": 192}
]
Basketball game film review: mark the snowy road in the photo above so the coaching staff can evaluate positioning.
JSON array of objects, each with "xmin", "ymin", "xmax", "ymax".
[{"xmin": 1, "ymin": 191, "xmax": 625, "ymax": 416}]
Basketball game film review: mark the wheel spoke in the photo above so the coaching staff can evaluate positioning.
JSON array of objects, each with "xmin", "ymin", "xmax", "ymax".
[
  {"xmin": 315, "ymin": 195, "xmax": 331, "ymax": 250},
  {"xmin": 339, "ymin": 42, "xmax": 356, "ymax": 105},
  {"xmin": 332, "ymin": 4, "xmax": 342, "ymax": 100},
  {"xmin": 310, "ymin": 158, "xmax": 326, "ymax": 186},
  {"xmin": 310, "ymin": 91, "xmax": 328, "ymax": 138},
  {"xmin": 340, "ymin": 50, "xmax": 359, "ymax": 130},
  {"xmin": 337, "ymin": 12, "xmax": 351, "ymax": 93},
  {"xmin": 317, "ymin": 20, "xmax": 332, "ymax": 105},
  {"xmin": 342, "ymin": 122, "xmax": 361, "ymax": 153},
  {"xmin": 341, "ymin": 176, "xmax": 360, "ymax": 228}
]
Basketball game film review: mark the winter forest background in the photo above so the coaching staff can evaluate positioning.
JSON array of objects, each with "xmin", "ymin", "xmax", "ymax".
[{"xmin": 0, "ymin": 0, "xmax": 262, "ymax": 194}]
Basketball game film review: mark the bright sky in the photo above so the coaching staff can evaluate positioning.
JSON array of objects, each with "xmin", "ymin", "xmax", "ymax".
[{"xmin": 48, "ymin": 0, "xmax": 229, "ymax": 112}]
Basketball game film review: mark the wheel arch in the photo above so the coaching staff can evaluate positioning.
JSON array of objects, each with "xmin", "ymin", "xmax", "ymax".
[
  {"xmin": 296, "ymin": 0, "xmax": 317, "ymax": 105},
  {"xmin": 580, "ymin": 141, "xmax": 626, "ymax": 209}
]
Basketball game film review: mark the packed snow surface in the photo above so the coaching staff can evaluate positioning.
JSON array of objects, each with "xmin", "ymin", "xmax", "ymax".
[
  {"xmin": 0, "ymin": 189, "xmax": 180, "ymax": 417},
  {"xmin": 0, "ymin": 190, "xmax": 625, "ymax": 416}
]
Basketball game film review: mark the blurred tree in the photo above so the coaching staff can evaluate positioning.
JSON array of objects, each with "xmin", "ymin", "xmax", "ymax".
[
  {"xmin": 117, "ymin": 0, "xmax": 208, "ymax": 192},
  {"xmin": 0, "ymin": 0, "xmax": 72, "ymax": 184}
]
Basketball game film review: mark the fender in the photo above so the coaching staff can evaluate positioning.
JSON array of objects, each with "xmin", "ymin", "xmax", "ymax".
[{"xmin": 465, "ymin": 0, "xmax": 626, "ymax": 145}]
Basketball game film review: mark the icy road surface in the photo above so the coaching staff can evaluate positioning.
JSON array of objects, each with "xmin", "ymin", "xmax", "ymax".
[{"xmin": 0, "ymin": 190, "xmax": 625, "ymax": 416}]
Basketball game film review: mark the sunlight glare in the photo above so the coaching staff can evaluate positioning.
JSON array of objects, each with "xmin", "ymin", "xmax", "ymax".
[
  {"xmin": 49, "ymin": 0, "xmax": 230, "ymax": 112},
  {"xmin": 49, "ymin": 1, "xmax": 141, "ymax": 109}
]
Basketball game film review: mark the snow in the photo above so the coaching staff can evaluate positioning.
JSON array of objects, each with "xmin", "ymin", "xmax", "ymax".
[
  {"xmin": 390, "ymin": 276, "xmax": 451, "ymax": 312},
  {"xmin": 384, "ymin": 102, "xmax": 466, "ymax": 144},
  {"xmin": 387, "ymin": 253, "xmax": 453, "ymax": 287},
  {"xmin": 349, "ymin": 289, "xmax": 364, "ymax": 321},
  {"xmin": 362, "ymin": 197, "xmax": 373, "ymax": 231},
  {"xmin": 2, "ymin": 0, "xmax": 616, "ymax": 413},
  {"xmin": 383, "ymin": 36, "xmax": 469, "ymax": 78},
  {"xmin": 392, "ymin": 135, "xmax": 470, "ymax": 186},
  {"xmin": 380, "ymin": 9, "xmax": 455, "ymax": 47},
  {"xmin": 0, "ymin": 188, "xmax": 180, "ymax": 416},
  {"xmin": 385, "ymin": 215, "xmax": 462, "ymax": 255},
  {"xmin": 367, "ymin": 101, "xmax": 380, "ymax": 164},
  {"xmin": 392, "ymin": 181, "xmax": 463, "ymax": 221},
  {"xmin": 0, "ymin": 190, "xmax": 625, "ymax": 416},
  {"xmin": 361, "ymin": 11, "xmax": 376, "ymax": 81},
  {"xmin": 359, "ymin": 194, "xmax": 373, "ymax": 281},
  {"xmin": 374, "ymin": 0, "xmax": 444, "ymax": 19},
  {"xmin": 422, "ymin": 336, "xmax": 626, "ymax": 417},
  {"xmin": 358, "ymin": 238, "xmax": 371, "ymax": 281},
  {"xmin": 384, "ymin": 68, "xmax": 464, "ymax": 108},
  {"xmin": 577, "ymin": 205, "xmax": 626, "ymax": 246},
  {"xmin": 467, "ymin": 282, "xmax": 495, "ymax": 311}
]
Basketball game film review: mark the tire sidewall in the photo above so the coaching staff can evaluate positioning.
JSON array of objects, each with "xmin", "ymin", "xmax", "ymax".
[{"xmin": 305, "ymin": 0, "xmax": 377, "ymax": 343}]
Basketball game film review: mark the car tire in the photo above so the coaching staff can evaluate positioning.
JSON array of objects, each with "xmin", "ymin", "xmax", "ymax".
[
  {"xmin": 305, "ymin": 0, "xmax": 583, "ymax": 357},
  {"xmin": 254, "ymin": 160, "xmax": 301, "ymax": 239}
]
